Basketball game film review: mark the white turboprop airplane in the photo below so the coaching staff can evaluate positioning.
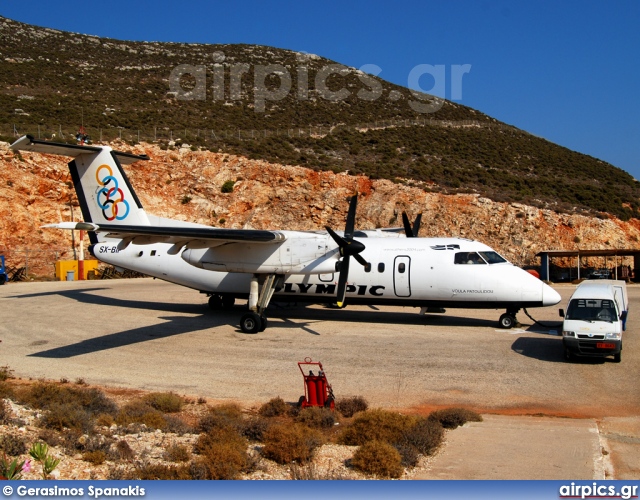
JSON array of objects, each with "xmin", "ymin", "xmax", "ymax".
[{"xmin": 10, "ymin": 135, "xmax": 561, "ymax": 333}]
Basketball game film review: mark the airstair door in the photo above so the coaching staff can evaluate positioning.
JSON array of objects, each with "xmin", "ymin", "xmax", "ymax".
[{"xmin": 394, "ymin": 256, "xmax": 411, "ymax": 297}]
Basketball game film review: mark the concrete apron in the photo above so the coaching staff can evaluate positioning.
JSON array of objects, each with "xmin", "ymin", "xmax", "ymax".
[{"xmin": 414, "ymin": 414, "xmax": 606, "ymax": 480}]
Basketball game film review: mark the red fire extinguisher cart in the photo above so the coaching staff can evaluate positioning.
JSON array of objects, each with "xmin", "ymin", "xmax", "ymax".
[{"xmin": 298, "ymin": 357, "xmax": 335, "ymax": 409}]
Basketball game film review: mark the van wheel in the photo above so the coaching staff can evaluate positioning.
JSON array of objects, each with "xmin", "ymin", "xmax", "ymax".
[{"xmin": 613, "ymin": 352, "xmax": 621, "ymax": 363}]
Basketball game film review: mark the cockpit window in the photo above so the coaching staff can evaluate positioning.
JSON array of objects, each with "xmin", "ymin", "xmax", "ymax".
[
  {"xmin": 454, "ymin": 252, "xmax": 487, "ymax": 265},
  {"xmin": 478, "ymin": 251, "xmax": 507, "ymax": 264}
]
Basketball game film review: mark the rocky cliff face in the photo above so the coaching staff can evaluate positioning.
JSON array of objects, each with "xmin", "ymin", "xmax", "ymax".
[{"xmin": 2, "ymin": 140, "xmax": 639, "ymax": 277}]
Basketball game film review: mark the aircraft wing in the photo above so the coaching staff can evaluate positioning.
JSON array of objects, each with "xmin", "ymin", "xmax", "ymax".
[{"xmin": 43, "ymin": 222, "xmax": 286, "ymax": 244}]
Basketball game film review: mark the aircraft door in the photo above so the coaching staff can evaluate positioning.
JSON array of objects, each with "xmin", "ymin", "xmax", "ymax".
[{"xmin": 393, "ymin": 256, "xmax": 411, "ymax": 297}]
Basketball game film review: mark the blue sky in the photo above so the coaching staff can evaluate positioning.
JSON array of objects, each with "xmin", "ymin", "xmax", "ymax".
[{"xmin": 2, "ymin": 1, "xmax": 639, "ymax": 179}]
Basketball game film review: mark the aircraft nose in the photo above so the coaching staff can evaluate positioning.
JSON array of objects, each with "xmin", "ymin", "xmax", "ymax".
[{"xmin": 542, "ymin": 283, "xmax": 561, "ymax": 306}]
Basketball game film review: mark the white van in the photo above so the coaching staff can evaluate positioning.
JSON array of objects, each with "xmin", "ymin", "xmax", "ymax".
[{"xmin": 559, "ymin": 280, "xmax": 628, "ymax": 362}]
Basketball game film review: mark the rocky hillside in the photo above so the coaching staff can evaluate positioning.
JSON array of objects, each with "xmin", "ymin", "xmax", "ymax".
[
  {"xmin": 2, "ymin": 139, "xmax": 639, "ymax": 278},
  {"xmin": 1, "ymin": 15, "xmax": 639, "ymax": 220}
]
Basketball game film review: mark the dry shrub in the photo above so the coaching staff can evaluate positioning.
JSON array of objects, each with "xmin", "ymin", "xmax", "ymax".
[
  {"xmin": 428, "ymin": 407, "xmax": 482, "ymax": 429},
  {"xmin": 193, "ymin": 427, "xmax": 249, "ymax": 479},
  {"xmin": 165, "ymin": 443, "xmax": 190, "ymax": 463},
  {"xmin": 241, "ymin": 415, "xmax": 269, "ymax": 442},
  {"xmin": 95, "ymin": 413, "xmax": 115, "ymax": 428},
  {"xmin": 351, "ymin": 440, "xmax": 403, "ymax": 478},
  {"xmin": 198, "ymin": 403, "xmax": 245, "ymax": 433},
  {"xmin": 113, "ymin": 440, "xmax": 135, "ymax": 461},
  {"xmin": 0, "ymin": 433, "xmax": 27, "ymax": 456},
  {"xmin": 38, "ymin": 402, "xmax": 94, "ymax": 432},
  {"xmin": 295, "ymin": 407, "xmax": 336, "ymax": 429},
  {"xmin": 0, "ymin": 399, "xmax": 11, "ymax": 425},
  {"xmin": 18, "ymin": 383, "xmax": 117, "ymax": 416},
  {"xmin": 0, "ymin": 366, "xmax": 14, "ymax": 381},
  {"xmin": 115, "ymin": 400, "xmax": 167, "ymax": 430},
  {"xmin": 143, "ymin": 392, "xmax": 184, "ymax": 413},
  {"xmin": 135, "ymin": 463, "xmax": 192, "ymax": 480},
  {"xmin": 402, "ymin": 417, "xmax": 444, "ymax": 455},
  {"xmin": 258, "ymin": 397, "xmax": 290, "ymax": 417},
  {"xmin": 338, "ymin": 409, "xmax": 414, "ymax": 446},
  {"xmin": 82, "ymin": 450, "xmax": 106, "ymax": 465},
  {"xmin": 0, "ymin": 382, "xmax": 15, "ymax": 400},
  {"xmin": 262, "ymin": 423, "xmax": 323, "ymax": 464},
  {"xmin": 336, "ymin": 396, "xmax": 368, "ymax": 418}
]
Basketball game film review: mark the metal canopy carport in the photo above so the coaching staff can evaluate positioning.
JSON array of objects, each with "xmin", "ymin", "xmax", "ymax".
[{"xmin": 536, "ymin": 249, "xmax": 640, "ymax": 281}]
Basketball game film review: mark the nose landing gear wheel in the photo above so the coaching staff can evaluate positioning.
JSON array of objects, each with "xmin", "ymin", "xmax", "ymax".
[
  {"xmin": 499, "ymin": 313, "xmax": 516, "ymax": 329},
  {"xmin": 240, "ymin": 312, "xmax": 262, "ymax": 334}
]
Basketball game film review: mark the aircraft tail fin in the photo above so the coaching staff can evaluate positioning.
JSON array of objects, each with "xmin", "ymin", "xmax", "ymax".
[{"xmin": 10, "ymin": 135, "xmax": 150, "ymax": 227}]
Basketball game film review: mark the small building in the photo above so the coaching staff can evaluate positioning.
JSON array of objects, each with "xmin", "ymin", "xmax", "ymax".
[{"xmin": 536, "ymin": 249, "xmax": 640, "ymax": 282}]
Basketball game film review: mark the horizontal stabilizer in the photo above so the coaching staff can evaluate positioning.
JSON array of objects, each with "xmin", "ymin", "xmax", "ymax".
[{"xmin": 10, "ymin": 135, "xmax": 149, "ymax": 164}]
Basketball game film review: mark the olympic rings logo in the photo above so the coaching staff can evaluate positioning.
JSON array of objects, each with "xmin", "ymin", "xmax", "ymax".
[{"xmin": 96, "ymin": 164, "xmax": 130, "ymax": 221}]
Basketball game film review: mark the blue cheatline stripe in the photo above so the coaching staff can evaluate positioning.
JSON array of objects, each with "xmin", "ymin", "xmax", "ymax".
[{"xmin": 8, "ymin": 480, "xmax": 640, "ymax": 500}]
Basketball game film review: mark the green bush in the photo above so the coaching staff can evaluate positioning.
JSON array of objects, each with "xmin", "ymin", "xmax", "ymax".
[
  {"xmin": 428, "ymin": 407, "xmax": 482, "ymax": 429},
  {"xmin": 351, "ymin": 440, "xmax": 403, "ymax": 478},
  {"xmin": 339, "ymin": 409, "xmax": 414, "ymax": 446},
  {"xmin": 262, "ymin": 423, "xmax": 323, "ymax": 464},
  {"xmin": 221, "ymin": 180, "xmax": 235, "ymax": 193},
  {"xmin": 143, "ymin": 392, "xmax": 184, "ymax": 413}
]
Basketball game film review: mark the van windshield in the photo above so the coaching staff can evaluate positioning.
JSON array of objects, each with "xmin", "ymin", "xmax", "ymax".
[{"xmin": 566, "ymin": 299, "xmax": 617, "ymax": 322}]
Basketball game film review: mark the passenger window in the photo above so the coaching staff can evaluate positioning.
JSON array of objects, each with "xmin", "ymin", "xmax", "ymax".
[
  {"xmin": 378, "ymin": 263, "xmax": 385, "ymax": 273},
  {"xmin": 151, "ymin": 250, "xmax": 157, "ymax": 256},
  {"xmin": 398, "ymin": 263, "xmax": 406, "ymax": 273},
  {"xmin": 364, "ymin": 263, "xmax": 372, "ymax": 273}
]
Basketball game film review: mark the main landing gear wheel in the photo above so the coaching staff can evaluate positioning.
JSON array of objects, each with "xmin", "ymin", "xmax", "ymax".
[
  {"xmin": 498, "ymin": 313, "xmax": 517, "ymax": 329},
  {"xmin": 240, "ymin": 312, "xmax": 262, "ymax": 334}
]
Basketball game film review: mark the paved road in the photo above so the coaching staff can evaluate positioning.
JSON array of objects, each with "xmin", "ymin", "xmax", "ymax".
[
  {"xmin": 2, "ymin": 279, "xmax": 638, "ymax": 417},
  {"xmin": 2, "ymin": 278, "xmax": 639, "ymax": 479}
]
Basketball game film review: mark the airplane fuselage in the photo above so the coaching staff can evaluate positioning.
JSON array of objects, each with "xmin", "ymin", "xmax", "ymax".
[{"xmin": 92, "ymin": 236, "xmax": 557, "ymax": 310}]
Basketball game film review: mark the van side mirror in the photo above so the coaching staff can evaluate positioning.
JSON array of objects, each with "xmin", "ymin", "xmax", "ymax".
[
  {"xmin": 559, "ymin": 309, "xmax": 565, "ymax": 318},
  {"xmin": 620, "ymin": 311, "xmax": 627, "ymax": 321}
]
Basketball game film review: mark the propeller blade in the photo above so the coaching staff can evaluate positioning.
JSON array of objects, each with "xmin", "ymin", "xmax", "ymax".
[
  {"xmin": 326, "ymin": 194, "xmax": 368, "ymax": 308},
  {"xmin": 412, "ymin": 214, "xmax": 422, "ymax": 237},
  {"xmin": 336, "ymin": 255, "xmax": 350, "ymax": 307},
  {"xmin": 402, "ymin": 212, "xmax": 413, "ymax": 238},
  {"xmin": 325, "ymin": 226, "xmax": 347, "ymax": 255},
  {"xmin": 353, "ymin": 253, "xmax": 369, "ymax": 268},
  {"xmin": 344, "ymin": 195, "xmax": 358, "ymax": 239},
  {"xmin": 401, "ymin": 212, "xmax": 423, "ymax": 237}
]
